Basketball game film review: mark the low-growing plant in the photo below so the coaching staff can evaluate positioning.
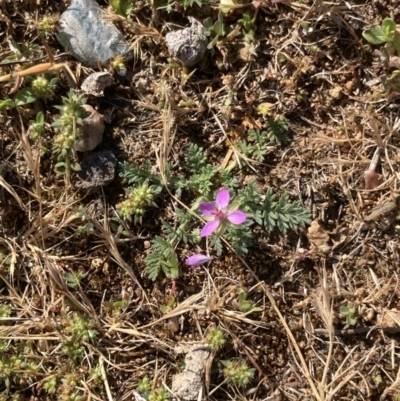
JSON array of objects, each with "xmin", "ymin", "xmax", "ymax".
[
  {"xmin": 340, "ymin": 302, "xmax": 357, "ymax": 326},
  {"xmin": 238, "ymin": 288, "xmax": 262, "ymax": 313},
  {"xmin": 203, "ymin": 12, "xmax": 228, "ymax": 49},
  {"xmin": 116, "ymin": 182, "xmax": 161, "ymax": 224},
  {"xmin": 120, "ymin": 140, "xmax": 310, "ymax": 279},
  {"xmin": 110, "ymin": 0, "xmax": 134, "ymax": 17},
  {"xmin": 205, "ymin": 325, "xmax": 227, "ymax": 349},
  {"xmin": 145, "ymin": 237, "xmax": 179, "ymax": 281},
  {"xmin": 29, "ymin": 111, "xmax": 45, "ymax": 138},
  {"xmin": 148, "ymin": 387, "xmax": 170, "ymax": 401},
  {"xmin": 220, "ymin": 359, "xmax": 255, "ymax": 388},
  {"xmin": 363, "ymin": 18, "xmax": 400, "ymax": 56},
  {"xmin": 52, "ymin": 90, "xmax": 88, "ymax": 175}
]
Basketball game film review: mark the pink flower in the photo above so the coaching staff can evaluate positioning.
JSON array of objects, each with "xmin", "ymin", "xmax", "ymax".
[
  {"xmin": 199, "ymin": 189, "xmax": 247, "ymax": 237},
  {"xmin": 186, "ymin": 254, "xmax": 212, "ymax": 266}
]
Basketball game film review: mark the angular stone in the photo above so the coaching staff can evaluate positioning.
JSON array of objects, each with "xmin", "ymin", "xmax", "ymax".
[
  {"xmin": 57, "ymin": 0, "xmax": 133, "ymax": 68},
  {"xmin": 81, "ymin": 72, "xmax": 114, "ymax": 97}
]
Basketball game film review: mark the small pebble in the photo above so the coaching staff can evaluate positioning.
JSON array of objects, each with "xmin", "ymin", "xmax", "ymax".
[
  {"xmin": 81, "ymin": 72, "xmax": 114, "ymax": 97},
  {"xmin": 75, "ymin": 105, "xmax": 105, "ymax": 152}
]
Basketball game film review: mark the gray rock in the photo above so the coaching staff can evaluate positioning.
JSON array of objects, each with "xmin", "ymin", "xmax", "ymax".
[
  {"xmin": 81, "ymin": 72, "xmax": 114, "ymax": 97},
  {"xmin": 76, "ymin": 151, "xmax": 117, "ymax": 189},
  {"xmin": 171, "ymin": 344, "xmax": 212, "ymax": 401},
  {"xmin": 57, "ymin": 0, "xmax": 133, "ymax": 68},
  {"xmin": 165, "ymin": 17, "xmax": 208, "ymax": 66}
]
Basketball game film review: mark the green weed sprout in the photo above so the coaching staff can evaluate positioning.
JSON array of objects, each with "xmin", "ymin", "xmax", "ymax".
[
  {"xmin": 221, "ymin": 359, "xmax": 255, "ymax": 387},
  {"xmin": 340, "ymin": 303, "xmax": 357, "ymax": 326},
  {"xmin": 145, "ymin": 237, "xmax": 179, "ymax": 281},
  {"xmin": 29, "ymin": 111, "xmax": 45, "ymax": 138},
  {"xmin": 148, "ymin": 387, "xmax": 170, "ymax": 401},
  {"xmin": 52, "ymin": 90, "xmax": 88, "ymax": 175},
  {"xmin": 363, "ymin": 18, "xmax": 400, "ymax": 56},
  {"xmin": 110, "ymin": 0, "xmax": 134, "ymax": 17},
  {"xmin": 138, "ymin": 376, "xmax": 152, "ymax": 398},
  {"xmin": 205, "ymin": 326, "xmax": 227, "ymax": 349},
  {"xmin": 30, "ymin": 75, "xmax": 58, "ymax": 99},
  {"xmin": 238, "ymin": 289, "xmax": 262, "ymax": 313},
  {"xmin": 38, "ymin": 14, "xmax": 58, "ymax": 38},
  {"xmin": 203, "ymin": 12, "xmax": 228, "ymax": 49},
  {"xmin": 116, "ymin": 182, "xmax": 159, "ymax": 224},
  {"xmin": 43, "ymin": 377, "xmax": 58, "ymax": 394}
]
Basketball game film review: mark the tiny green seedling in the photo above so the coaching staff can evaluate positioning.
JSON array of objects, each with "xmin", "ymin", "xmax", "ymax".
[
  {"xmin": 238, "ymin": 289, "xmax": 262, "ymax": 313},
  {"xmin": 363, "ymin": 18, "xmax": 400, "ymax": 56},
  {"xmin": 339, "ymin": 303, "xmax": 357, "ymax": 326},
  {"xmin": 203, "ymin": 12, "xmax": 228, "ymax": 49},
  {"xmin": 205, "ymin": 325, "xmax": 227, "ymax": 349},
  {"xmin": 110, "ymin": 0, "xmax": 134, "ymax": 17},
  {"xmin": 220, "ymin": 359, "xmax": 255, "ymax": 388},
  {"xmin": 238, "ymin": 12, "xmax": 256, "ymax": 31}
]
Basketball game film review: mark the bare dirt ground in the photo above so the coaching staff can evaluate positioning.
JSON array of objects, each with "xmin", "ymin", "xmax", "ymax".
[{"xmin": 1, "ymin": 0, "xmax": 400, "ymax": 400}]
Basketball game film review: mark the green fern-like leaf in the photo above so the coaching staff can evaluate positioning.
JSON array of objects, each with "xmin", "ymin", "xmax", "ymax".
[
  {"xmin": 261, "ymin": 189, "xmax": 311, "ymax": 234},
  {"xmin": 119, "ymin": 161, "xmax": 163, "ymax": 187},
  {"xmin": 225, "ymin": 221, "xmax": 253, "ymax": 256},
  {"xmin": 145, "ymin": 236, "xmax": 177, "ymax": 281},
  {"xmin": 185, "ymin": 144, "xmax": 208, "ymax": 172},
  {"xmin": 209, "ymin": 234, "xmax": 223, "ymax": 256},
  {"xmin": 266, "ymin": 117, "xmax": 290, "ymax": 145}
]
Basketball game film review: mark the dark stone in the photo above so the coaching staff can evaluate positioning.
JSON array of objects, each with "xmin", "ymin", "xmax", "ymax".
[{"xmin": 76, "ymin": 151, "xmax": 117, "ymax": 189}]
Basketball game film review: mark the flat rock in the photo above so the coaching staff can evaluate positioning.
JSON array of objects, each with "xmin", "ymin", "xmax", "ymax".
[
  {"xmin": 76, "ymin": 151, "xmax": 117, "ymax": 189},
  {"xmin": 171, "ymin": 344, "xmax": 212, "ymax": 401},
  {"xmin": 57, "ymin": 0, "xmax": 133, "ymax": 68}
]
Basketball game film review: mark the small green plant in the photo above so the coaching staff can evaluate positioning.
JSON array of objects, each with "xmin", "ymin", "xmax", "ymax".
[
  {"xmin": 145, "ymin": 237, "xmax": 179, "ymax": 281},
  {"xmin": 138, "ymin": 376, "xmax": 152, "ymax": 397},
  {"xmin": 340, "ymin": 303, "xmax": 357, "ymax": 326},
  {"xmin": 43, "ymin": 376, "xmax": 58, "ymax": 394},
  {"xmin": 238, "ymin": 12, "xmax": 256, "ymax": 31},
  {"xmin": 30, "ymin": 75, "xmax": 58, "ymax": 99},
  {"xmin": 64, "ymin": 271, "xmax": 83, "ymax": 289},
  {"xmin": 29, "ymin": 111, "xmax": 45, "ymax": 138},
  {"xmin": 203, "ymin": 12, "xmax": 228, "ymax": 49},
  {"xmin": 61, "ymin": 313, "xmax": 97, "ymax": 360},
  {"xmin": 205, "ymin": 326, "xmax": 227, "ymax": 349},
  {"xmin": 148, "ymin": 387, "xmax": 170, "ymax": 401},
  {"xmin": 259, "ymin": 188, "xmax": 311, "ymax": 234},
  {"xmin": 116, "ymin": 182, "xmax": 160, "ymax": 224},
  {"xmin": 238, "ymin": 289, "xmax": 262, "ymax": 313},
  {"xmin": 363, "ymin": 18, "xmax": 400, "ymax": 56},
  {"xmin": 220, "ymin": 359, "xmax": 255, "ymax": 388},
  {"xmin": 110, "ymin": 0, "xmax": 134, "ymax": 17},
  {"xmin": 38, "ymin": 14, "xmax": 58, "ymax": 38},
  {"xmin": 52, "ymin": 90, "xmax": 88, "ymax": 175}
]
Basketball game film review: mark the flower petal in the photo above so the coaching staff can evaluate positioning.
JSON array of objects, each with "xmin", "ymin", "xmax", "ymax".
[
  {"xmin": 227, "ymin": 210, "xmax": 247, "ymax": 225},
  {"xmin": 216, "ymin": 189, "xmax": 230, "ymax": 210},
  {"xmin": 199, "ymin": 202, "xmax": 217, "ymax": 216},
  {"xmin": 200, "ymin": 220, "xmax": 220, "ymax": 237},
  {"xmin": 186, "ymin": 254, "xmax": 212, "ymax": 266}
]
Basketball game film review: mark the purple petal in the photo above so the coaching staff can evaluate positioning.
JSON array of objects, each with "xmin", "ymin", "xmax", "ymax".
[
  {"xmin": 199, "ymin": 202, "xmax": 217, "ymax": 216},
  {"xmin": 216, "ymin": 189, "xmax": 230, "ymax": 210},
  {"xmin": 186, "ymin": 254, "xmax": 212, "ymax": 266},
  {"xmin": 227, "ymin": 210, "xmax": 247, "ymax": 225},
  {"xmin": 200, "ymin": 220, "xmax": 220, "ymax": 237}
]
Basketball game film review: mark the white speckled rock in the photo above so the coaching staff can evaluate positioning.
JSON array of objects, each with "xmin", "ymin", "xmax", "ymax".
[
  {"xmin": 165, "ymin": 17, "xmax": 208, "ymax": 66},
  {"xmin": 57, "ymin": 0, "xmax": 133, "ymax": 68}
]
